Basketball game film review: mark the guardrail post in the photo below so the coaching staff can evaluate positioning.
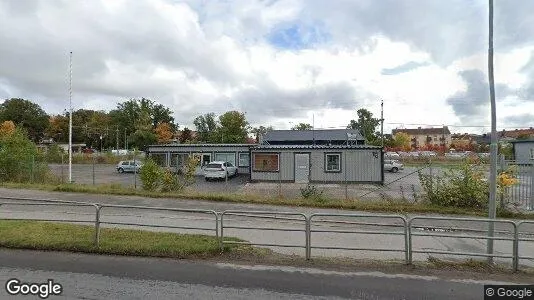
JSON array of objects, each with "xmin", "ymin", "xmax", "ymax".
[
  {"xmin": 513, "ymin": 222, "xmax": 520, "ymax": 272},
  {"xmin": 305, "ymin": 215, "xmax": 311, "ymax": 260},
  {"xmin": 215, "ymin": 212, "xmax": 221, "ymax": 251},
  {"xmin": 403, "ymin": 217, "xmax": 409, "ymax": 264},
  {"xmin": 94, "ymin": 204, "xmax": 101, "ymax": 247},
  {"xmin": 407, "ymin": 218, "xmax": 413, "ymax": 265},
  {"xmin": 219, "ymin": 212, "xmax": 225, "ymax": 251},
  {"xmin": 529, "ymin": 165, "xmax": 534, "ymax": 210}
]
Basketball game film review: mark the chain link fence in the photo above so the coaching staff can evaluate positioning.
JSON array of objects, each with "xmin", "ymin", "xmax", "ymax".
[{"xmin": 6, "ymin": 150, "xmax": 533, "ymax": 212}]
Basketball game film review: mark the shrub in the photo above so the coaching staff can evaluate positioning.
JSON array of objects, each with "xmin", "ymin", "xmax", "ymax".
[
  {"xmin": 497, "ymin": 165, "xmax": 520, "ymax": 207},
  {"xmin": 161, "ymin": 169, "xmax": 184, "ymax": 192},
  {"xmin": 139, "ymin": 159, "xmax": 163, "ymax": 191},
  {"xmin": 0, "ymin": 127, "xmax": 52, "ymax": 183},
  {"xmin": 182, "ymin": 155, "xmax": 198, "ymax": 186},
  {"xmin": 44, "ymin": 144, "xmax": 64, "ymax": 163},
  {"xmin": 418, "ymin": 159, "xmax": 489, "ymax": 209},
  {"xmin": 300, "ymin": 184, "xmax": 326, "ymax": 203}
]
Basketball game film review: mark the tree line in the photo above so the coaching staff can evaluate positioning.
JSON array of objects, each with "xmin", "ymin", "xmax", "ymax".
[{"xmin": 0, "ymin": 97, "xmax": 391, "ymax": 150}]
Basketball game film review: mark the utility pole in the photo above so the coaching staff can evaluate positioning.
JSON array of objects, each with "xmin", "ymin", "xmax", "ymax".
[
  {"xmin": 124, "ymin": 128, "xmax": 127, "ymax": 150},
  {"xmin": 68, "ymin": 51, "xmax": 73, "ymax": 183},
  {"xmin": 380, "ymin": 99, "xmax": 384, "ymax": 148},
  {"xmin": 116, "ymin": 126, "xmax": 119, "ymax": 151},
  {"xmin": 487, "ymin": 0, "xmax": 498, "ymax": 264}
]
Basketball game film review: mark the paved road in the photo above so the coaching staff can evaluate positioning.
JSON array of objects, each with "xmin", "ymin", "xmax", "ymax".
[
  {"xmin": 1, "ymin": 188, "xmax": 533, "ymax": 268},
  {"xmin": 0, "ymin": 249, "xmax": 506, "ymax": 299}
]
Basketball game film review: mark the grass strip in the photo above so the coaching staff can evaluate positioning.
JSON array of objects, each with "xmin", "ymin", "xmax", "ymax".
[
  {"xmin": 0, "ymin": 220, "xmax": 242, "ymax": 259},
  {"xmin": 1, "ymin": 182, "xmax": 533, "ymax": 220}
]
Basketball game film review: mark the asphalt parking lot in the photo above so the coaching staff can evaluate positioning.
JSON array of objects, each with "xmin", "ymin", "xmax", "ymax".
[{"xmin": 48, "ymin": 164, "xmax": 249, "ymax": 193}]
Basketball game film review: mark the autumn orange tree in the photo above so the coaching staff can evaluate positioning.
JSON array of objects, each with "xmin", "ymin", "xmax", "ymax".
[
  {"xmin": 391, "ymin": 132, "xmax": 411, "ymax": 151},
  {"xmin": 154, "ymin": 122, "xmax": 174, "ymax": 144},
  {"xmin": 0, "ymin": 120, "xmax": 15, "ymax": 136}
]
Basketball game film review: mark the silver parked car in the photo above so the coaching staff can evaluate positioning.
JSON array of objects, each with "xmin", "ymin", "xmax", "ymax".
[
  {"xmin": 383, "ymin": 159, "xmax": 404, "ymax": 173},
  {"xmin": 385, "ymin": 151, "xmax": 400, "ymax": 159},
  {"xmin": 116, "ymin": 160, "xmax": 143, "ymax": 173}
]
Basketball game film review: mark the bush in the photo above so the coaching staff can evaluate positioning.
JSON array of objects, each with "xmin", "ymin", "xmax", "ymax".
[
  {"xmin": 44, "ymin": 144, "xmax": 64, "ymax": 163},
  {"xmin": 0, "ymin": 128, "xmax": 54, "ymax": 183},
  {"xmin": 161, "ymin": 169, "xmax": 184, "ymax": 192},
  {"xmin": 139, "ymin": 159, "xmax": 163, "ymax": 191},
  {"xmin": 300, "ymin": 184, "xmax": 325, "ymax": 203},
  {"xmin": 418, "ymin": 159, "xmax": 489, "ymax": 209},
  {"xmin": 182, "ymin": 155, "xmax": 198, "ymax": 186}
]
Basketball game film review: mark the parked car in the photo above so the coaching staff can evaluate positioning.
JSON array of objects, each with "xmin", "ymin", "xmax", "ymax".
[
  {"xmin": 478, "ymin": 152, "xmax": 490, "ymax": 158},
  {"xmin": 445, "ymin": 152, "xmax": 465, "ymax": 159},
  {"xmin": 385, "ymin": 151, "xmax": 400, "ymax": 159},
  {"xmin": 397, "ymin": 151, "xmax": 410, "ymax": 157},
  {"xmin": 204, "ymin": 161, "xmax": 238, "ymax": 181},
  {"xmin": 420, "ymin": 151, "xmax": 437, "ymax": 157},
  {"xmin": 383, "ymin": 159, "xmax": 404, "ymax": 173},
  {"xmin": 116, "ymin": 160, "xmax": 143, "ymax": 173},
  {"xmin": 408, "ymin": 151, "xmax": 421, "ymax": 157}
]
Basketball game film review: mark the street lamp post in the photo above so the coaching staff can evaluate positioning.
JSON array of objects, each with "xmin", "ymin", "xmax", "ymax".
[
  {"xmin": 68, "ymin": 51, "xmax": 73, "ymax": 183},
  {"xmin": 487, "ymin": 0, "xmax": 498, "ymax": 264}
]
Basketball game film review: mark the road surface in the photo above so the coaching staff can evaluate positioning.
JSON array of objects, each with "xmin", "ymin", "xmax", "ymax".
[
  {"xmin": 0, "ymin": 249, "xmax": 506, "ymax": 300},
  {"xmin": 1, "ymin": 188, "xmax": 533, "ymax": 268}
]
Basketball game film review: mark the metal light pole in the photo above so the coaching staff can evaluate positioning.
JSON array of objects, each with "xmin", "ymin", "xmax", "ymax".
[
  {"xmin": 380, "ymin": 99, "xmax": 384, "ymax": 148},
  {"xmin": 486, "ymin": 0, "xmax": 498, "ymax": 264},
  {"xmin": 68, "ymin": 51, "xmax": 73, "ymax": 183}
]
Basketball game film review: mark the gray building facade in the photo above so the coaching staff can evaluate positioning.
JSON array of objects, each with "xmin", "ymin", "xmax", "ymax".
[
  {"xmin": 250, "ymin": 145, "xmax": 383, "ymax": 184},
  {"xmin": 511, "ymin": 140, "xmax": 534, "ymax": 165},
  {"xmin": 146, "ymin": 144, "xmax": 253, "ymax": 175},
  {"xmin": 146, "ymin": 129, "xmax": 382, "ymax": 184}
]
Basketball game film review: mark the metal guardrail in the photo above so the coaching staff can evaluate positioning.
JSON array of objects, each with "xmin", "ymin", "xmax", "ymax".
[
  {"xmin": 308, "ymin": 213, "xmax": 408, "ymax": 263},
  {"xmin": 1, "ymin": 197, "xmax": 534, "ymax": 272},
  {"xmin": 95, "ymin": 204, "xmax": 219, "ymax": 247},
  {"xmin": 408, "ymin": 216, "xmax": 518, "ymax": 270},
  {"xmin": 0, "ymin": 200, "xmax": 219, "ymax": 248},
  {"xmin": 220, "ymin": 210, "xmax": 308, "ymax": 256},
  {"xmin": 517, "ymin": 220, "xmax": 534, "ymax": 270}
]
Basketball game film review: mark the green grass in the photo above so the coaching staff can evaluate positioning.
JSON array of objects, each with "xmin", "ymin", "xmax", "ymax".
[
  {"xmin": 1, "ymin": 221, "xmax": 532, "ymax": 278},
  {"xmin": 0, "ymin": 220, "xmax": 242, "ymax": 259},
  {"xmin": 1, "ymin": 182, "xmax": 533, "ymax": 220}
]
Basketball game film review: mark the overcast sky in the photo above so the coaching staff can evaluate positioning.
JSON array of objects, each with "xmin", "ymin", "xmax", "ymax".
[{"xmin": 1, "ymin": 0, "xmax": 533, "ymax": 134}]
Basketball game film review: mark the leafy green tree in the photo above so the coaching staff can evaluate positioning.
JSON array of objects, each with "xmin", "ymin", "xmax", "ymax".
[
  {"xmin": 179, "ymin": 127, "xmax": 194, "ymax": 143},
  {"xmin": 129, "ymin": 110, "xmax": 157, "ymax": 150},
  {"xmin": 193, "ymin": 113, "xmax": 218, "ymax": 143},
  {"xmin": 215, "ymin": 111, "xmax": 249, "ymax": 143},
  {"xmin": 46, "ymin": 109, "xmax": 112, "ymax": 149},
  {"xmin": 291, "ymin": 123, "xmax": 312, "ymax": 130},
  {"xmin": 391, "ymin": 132, "xmax": 411, "ymax": 151},
  {"xmin": 0, "ymin": 98, "xmax": 49, "ymax": 142},
  {"xmin": 251, "ymin": 125, "xmax": 273, "ymax": 142},
  {"xmin": 347, "ymin": 108, "xmax": 380, "ymax": 145},
  {"xmin": 46, "ymin": 115, "xmax": 68, "ymax": 143},
  {"xmin": 139, "ymin": 159, "xmax": 163, "ymax": 191},
  {"xmin": 0, "ymin": 127, "xmax": 51, "ymax": 183},
  {"xmin": 109, "ymin": 98, "xmax": 176, "ymax": 145}
]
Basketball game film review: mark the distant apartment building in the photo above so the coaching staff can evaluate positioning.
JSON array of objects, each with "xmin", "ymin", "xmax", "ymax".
[
  {"xmin": 499, "ymin": 127, "xmax": 534, "ymax": 140},
  {"xmin": 451, "ymin": 133, "xmax": 477, "ymax": 148},
  {"xmin": 391, "ymin": 126, "xmax": 452, "ymax": 150},
  {"xmin": 472, "ymin": 127, "xmax": 534, "ymax": 145}
]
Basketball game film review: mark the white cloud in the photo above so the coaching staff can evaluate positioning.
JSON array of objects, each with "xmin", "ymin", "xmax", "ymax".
[{"xmin": 0, "ymin": 0, "xmax": 533, "ymax": 134}]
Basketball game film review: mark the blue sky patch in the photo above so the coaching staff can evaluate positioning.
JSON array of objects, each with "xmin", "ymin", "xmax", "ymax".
[
  {"xmin": 381, "ymin": 61, "xmax": 430, "ymax": 75},
  {"xmin": 267, "ymin": 22, "xmax": 331, "ymax": 50}
]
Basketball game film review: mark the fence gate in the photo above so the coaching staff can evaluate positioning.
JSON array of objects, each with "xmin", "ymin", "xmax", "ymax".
[{"xmin": 503, "ymin": 160, "xmax": 534, "ymax": 210}]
